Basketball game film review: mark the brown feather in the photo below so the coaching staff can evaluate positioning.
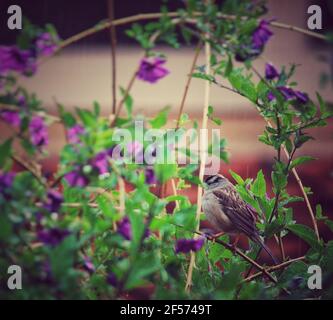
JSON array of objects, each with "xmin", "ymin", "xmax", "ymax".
[{"xmin": 212, "ymin": 185, "xmax": 259, "ymax": 242}]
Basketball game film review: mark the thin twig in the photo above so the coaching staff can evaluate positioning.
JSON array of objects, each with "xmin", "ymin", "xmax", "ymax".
[
  {"xmin": 289, "ymin": 163, "xmax": 320, "ymax": 241},
  {"xmin": 185, "ymin": 23, "xmax": 211, "ymax": 293},
  {"xmin": 11, "ymin": 154, "xmax": 47, "ymax": 187},
  {"xmin": 243, "ymin": 256, "xmax": 306, "ymax": 282},
  {"xmin": 193, "ymin": 231, "xmax": 278, "ymax": 284},
  {"xmin": 110, "ymin": 69, "xmax": 138, "ymax": 126},
  {"xmin": 270, "ymin": 21, "xmax": 326, "ymax": 40},
  {"xmin": 171, "ymin": 178, "xmax": 180, "ymax": 210},
  {"xmin": 39, "ymin": 12, "xmax": 328, "ymax": 66},
  {"xmin": 107, "ymin": 0, "xmax": 117, "ymax": 115},
  {"xmin": 176, "ymin": 41, "xmax": 203, "ymax": 129}
]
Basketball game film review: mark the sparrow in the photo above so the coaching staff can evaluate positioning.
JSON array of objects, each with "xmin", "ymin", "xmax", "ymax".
[{"xmin": 202, "ymin": 174, "xmax": 277, "ymax": 264}]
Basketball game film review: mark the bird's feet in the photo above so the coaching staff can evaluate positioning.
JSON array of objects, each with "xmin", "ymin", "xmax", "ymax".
[{"xmin": 231, "ymin": 234, "xmax": 241, "ymax": 251}]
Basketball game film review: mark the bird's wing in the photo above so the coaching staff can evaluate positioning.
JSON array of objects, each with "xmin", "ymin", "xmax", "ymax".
[{"xmin": 212, "ymin": 185, "xmax": 259, "ymax": 241}]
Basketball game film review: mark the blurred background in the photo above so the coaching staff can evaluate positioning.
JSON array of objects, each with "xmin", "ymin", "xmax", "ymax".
[{"xmin": 0, "ymin": 0, "xmax": 332, "ymax": 261}]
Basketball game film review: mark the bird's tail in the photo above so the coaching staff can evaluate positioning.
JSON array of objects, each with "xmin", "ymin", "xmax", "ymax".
[
  {"xmin": 260, "ymin": 242, "xmax": 278, "ymax": 265},
  {"xmin": 252, "ymin": 235, "xmax": 278, "ymax": 265}
]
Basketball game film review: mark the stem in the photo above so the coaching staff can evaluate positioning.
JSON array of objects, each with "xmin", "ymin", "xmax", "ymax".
[
  {"xmin": 243, "ymin": 256, "xmax": 306, "ymax": 282},
  {"xmin": 185, "ymin": 26, "xmax": 211, "ymax": 293},
  {"xmin": 11, "ymin": 154, "xmax": 47, "ymax": 187},
  {"xmin": 107, "ymin": 0, "xmax": 117, "ymax": 115},
  {"xmin": 270, "ymin": 21, "xmax": 326, "ymax": 40},
  {"xmin": 110, "ymin": 69, "xmax": 138, "ymax": 126},
  {"xmin": 39, "ymin": 12, "xmax": 328, "ymax": 65},
  {"xmin": 194, "ymin": 231, "xmax": 278, "ymax": 284},
  {"xmin": 289, "ymin": 163, "xmax": 320, "ymax": 241},
  {"xmin": 176, "ymin": 41, "xmax": 203, "ymax": 129},
  {"xmin": 252, "ymin": 66, "xmax": 320, "ymax": 240}
]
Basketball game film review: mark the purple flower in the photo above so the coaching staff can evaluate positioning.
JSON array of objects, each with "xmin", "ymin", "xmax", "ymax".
[
  {"xmin": 175, "ymin": 238, "xmax": 205, "ymax": 254},
  {"xmin": 294, "ymin": 90, "xmax": 309, "ymax": 104},
  {"xmin": 117, "ymin": 216, "xmax": 132, "ymax": 240},
  {"xmin": 29, "ymin": 116, "xmax": 49, "ymax": 147},
  {"xmin": 0, "ymin": 110, "xmax": 21, "ymax": 127},
  {"xmin": 35, "ymin": 33, "xmax": 57, "ymax": 56},
  {"xmin": 277, "ymin": 86, "xmax": 295, "ymax": 100},
  {"xmin": 145, "ymin": 168, "xmax": 157, "ymax": 184},
  {"xmin": 252, "ymin": 20, "xmax": 273, "ymax": 50},
  {"xmin": 267, "ymin": 91, "xmax": 276, "ymax": 101},
  {"xmin": 37, "ymin": 228, "xmax": 70, "ymax": 246},
  {"xmin": 0, "ymin": 46, "xmax": 36, "ymax": 76},
  {"xmin": 0, "ymin": 172, "xmax": 15, "ymax": 198},
  {"xmin": 268, "ymin": 87, "xmax": 309, "ymax": 105},
  {"xmin": 83, "ymin": 256, "xmax": 95, "ymax": 274},
  {"xmin": 44, "ymin": 189, "xmax": 63, "ymax": 213},
  {"xmin": 64, "ymin": 169, "xmax": 89, "ymax": 187},
  {"xmin": 116, "ymin": 216, "xmax": 150, "ymax": 241},
  {"xmin": 17, "ymin": 95, "xmax": 26, "ymax": 107},
  {"xmin": 137, "ymin": 57, "xmax": 169, "ymax": 83},
  {"xmin": 90, "ymin": 151, "xmax": 109, "ymax": 175},
  {"xmin": 265, "ymin": 63, "xmax": 279, "ymax": 80},
  {"xmin": 67, "ymin": 124, "xmax": 85, "ymax": 144},
  {"xmin": 107, "ymin": 272, "xmax": 118, "ymax": 287}
]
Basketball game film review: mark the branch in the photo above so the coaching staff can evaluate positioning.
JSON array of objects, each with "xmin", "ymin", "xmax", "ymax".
[
  {"xmin": 270, "ymin": 21, "xmax": 326, "ymax": 40},
  {"xmin": 243, "ymin": 256, "xmax": 306, "ymax": 282},
  {"xmin": 39, "ymin": 12, "xmax": 328, "ymax": 65},
  {"xmin": 110, "ymin": 68, "xmax": 138, "ymax": 126},
  {"xmin": 11, "ymin": 153, "xmax": 47, "ymax": 187},
  {"xmin": 107, "ymin": 0, "xmax": 117, "ymax": 115},
  {"xmin": 192, "ymin": 231, "xmax": 278, "ymax": 284},
  {"xmin": 185, "ymin": 26, "xmax": 211, "ymax": 293},
  {"xmin": 176, "ymin": 41, "xmax": 203, "ymax": 129}
]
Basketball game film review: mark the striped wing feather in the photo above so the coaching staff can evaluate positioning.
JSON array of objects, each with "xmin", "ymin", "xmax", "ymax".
[{"xmin": 212, "ymin": 185, "xmax": 260, "ymax": 241}]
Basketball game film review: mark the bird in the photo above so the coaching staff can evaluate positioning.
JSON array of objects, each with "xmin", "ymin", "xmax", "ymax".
[{"xmin": 202, "ymin": 174, "xmax": 277, "ymax": 264}]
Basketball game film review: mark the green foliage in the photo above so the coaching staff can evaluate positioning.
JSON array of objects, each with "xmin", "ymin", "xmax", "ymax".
[{"xmin": 1, "ymin": 0, "xmax": 333, "ymax": 301}]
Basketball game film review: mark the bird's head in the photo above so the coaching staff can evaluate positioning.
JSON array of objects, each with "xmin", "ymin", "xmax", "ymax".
[{"xmin": 203, "ymin": 174, "xmax": 229, "ymax": 189}]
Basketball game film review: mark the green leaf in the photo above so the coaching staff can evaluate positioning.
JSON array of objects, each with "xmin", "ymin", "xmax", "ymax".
[
  {"xmin": 207, "ymin": 105, "xmax": 222, "ymax": 125},
  {"xmin": 0, "ymin": 139, "xmax": 12, "ymax": 167},
  {"xmin": 316, "ymin": 92, "xmax": 327, "ymax": 114},
  {"xmin": 251, "ymin": 170, "xmax": 266, "ymax": 197},
  {"xmin": 128, "ymin": 212, "xmax": 145, "ymax": 254},
  {"xmin": 120, "ymin": 87, "xmax": 133, "ymax": 117},
  {"xmin": 149, "ymin": 107, "xmax": 170, "ymax": 129},
  {"xmin": 224, "ymin": 55, "xmax": 233, "ymax": 77},
  {"xmin": 93, "ymin": 101, "xmax": 101, "ymax": 117},
  {"xmin": 287, "ymin": 224, "xmax": 321, "ymax": 250},
  {"xmin": 125, "ymin": 253, "xmax": 160, "ymax": 289},
  {"xmin": 154, "ymin": 163, "xmax": 177, "ymax": 183},
  {"xmin": 271, "ymin": 171, "xmax": 287, "ymax": 193},
  {"xmin": 228, "ymin": 69, "xmax": 257, "ymax": 102},
  {"xmin": 76, "ymin": 108, "xmax": 96, "ymax": 127},
  {"xmin": 192, "ymin": 72, "xmax": 215, "ymax": 82},
  {"xmin": 290, "ymin": 156, "xmax": 316, "ymax": 169},
  {"xmin": 229, "ymin": 170, "xmax": 245, "ymax": 185}
]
